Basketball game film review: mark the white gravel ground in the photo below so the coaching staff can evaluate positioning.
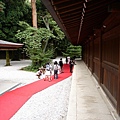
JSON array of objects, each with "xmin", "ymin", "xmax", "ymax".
[
  {"xmin": 0, "ymin": 58, "xmax": 72, "ymax": 120},
  {"xmin": 0, "ymin": 60, "xmax": 38, "ymax": 84},
  {"xmin": 10, "ymin": 77, "xmax": 72, "ymax": 120}
]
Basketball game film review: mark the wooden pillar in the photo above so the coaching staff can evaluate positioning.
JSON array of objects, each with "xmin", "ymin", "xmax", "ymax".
[
  {"xmin": 86, "ymin": 43, "xmax": 88, "ymax": 65},
  {"xmin": 91, "ymin": 38, "xmax": 94, "ymax": 74},
  {"xmin": 88, "ymin": 41, "xmax": 90, "ymax": 68},
  {"xmin": 84, "ymin": 45, "xmax": 86, "ymax": 63},
  {"xmin": 117, "ymin": 35, "xmax": 120, "ymax": 116},
  {"xmin": 6, "ymin": 50, "xmax": 10, "ymax": 66},
  {"xmin": 85, "ymin": 43, "xmax": 87, "ymax": 65},
  {"xmin": 82, "ymin": 45, "xmax": 84, "ymax": 61},
  {"xmin": 99, "ymin": 29, "xmax": 103, "ymax": 84}
]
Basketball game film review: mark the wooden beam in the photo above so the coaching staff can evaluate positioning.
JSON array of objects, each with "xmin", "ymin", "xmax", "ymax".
[
  {"xmin": 65, "ymin": 23, "xmax": 80, "ymax": 28},
  {"xmin": 58, "ymin": 7, "xmax": 82, "ymax": 15},
  {"xmin": 86, "ymin": 0, "xmax": 116, "ymax": 13},
  {"xmin": 108, "ymin": 2, "xmax": 120, "ymax": 12},
  {"xmin": 61, "ymin": 11, "xmax": 81, "ymax": 19},
  {"xmin": 55, "ymin": 1, "xmax": 83, "ymax": 10},
  {"xmin": 62, "ymin": 17, "xmax": 80, "ymax": 24},
  {"xmin": 61, "ymin": 14, "xmax": 81, "ymax": 21},
  {"xmin": 51, "ymin": 0, "xmax": 70, "ymax": 5}
]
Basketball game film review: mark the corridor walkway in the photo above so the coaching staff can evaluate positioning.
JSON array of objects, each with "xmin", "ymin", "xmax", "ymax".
[{"xmin": 66, "ymin": 59, "xmax": 119, "ymax": 120}]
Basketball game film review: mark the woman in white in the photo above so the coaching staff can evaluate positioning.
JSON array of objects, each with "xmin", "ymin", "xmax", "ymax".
[{"xmin": 45, "ymin": 63, "xmax": 52, "ymax": 81}]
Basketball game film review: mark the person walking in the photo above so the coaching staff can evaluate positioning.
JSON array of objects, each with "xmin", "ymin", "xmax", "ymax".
[
  {"xmin": 73, "ymin": 56, "xmax": 76, "ymax": 65},
  {"xmin": 45, "ymin": 63, "xmax": 52, "ymax": 82},
  {"xmin": 65, "ymin": 57, "xmax": 68, "ymax": 64},
  {"xmin": 69, "ymin": 58, "xmax": 74, "ymax": 73},
  {"xmin": 59, "ymin": 58, "xmax": 63, "ymax": 73},
  {"xmin": 67, "ymin": 56, "xmax": 70, "ymax": 64},
  {"xmin": 53, "ymin": 61, "xmax": 59, "ymax": 79}
]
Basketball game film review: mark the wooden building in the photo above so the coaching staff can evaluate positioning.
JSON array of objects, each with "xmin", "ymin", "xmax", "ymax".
[
  {"xmin": 0, "ymin": 40, "xmax": 23, "ymax": 50},
  {"xmin": 0, "ymin": 40, "xmax": 23, "ymax": 65},
  {"xmin": 42, "ymin": 0, "xmax": 120, "ymax": 116}
]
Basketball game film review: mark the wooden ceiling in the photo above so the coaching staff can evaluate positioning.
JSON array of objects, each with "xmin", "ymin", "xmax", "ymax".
[{"xmin": 42, "ymin": 0, "xmax": 118, "ymax": 45}]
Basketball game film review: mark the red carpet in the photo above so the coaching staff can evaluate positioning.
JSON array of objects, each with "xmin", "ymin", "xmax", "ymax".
[{"xmin": 0, "ymin": 64, "xmax": 71, "ymax": 120}]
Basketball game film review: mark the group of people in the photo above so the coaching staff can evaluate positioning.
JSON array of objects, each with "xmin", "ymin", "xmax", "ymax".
[
  {"xmin": 36, "ymin": 57, "xmax": 76, "ymax": 82},
  {"xmin": 36, "ymin": 58, "xmax": 64, "ymax": 82}
]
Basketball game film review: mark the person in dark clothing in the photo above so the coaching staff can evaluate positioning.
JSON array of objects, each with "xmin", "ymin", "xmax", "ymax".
[
  {"xmin": 59, "ymin": 58, "xmax": 63, "ymax": 73},
  {"xmin": 65, "ymin": 57, "xmax": 68, "ymax": 64},
  {"xmin": 69, "ymin": 59, "xmax": 74, "ymax": 73},
  {"xmin": 53, "ymin": 61, "xmax": 59, "ymax": 79},
  {"xmin": 73, "ymin": 56, "xmax": 76, "ymax": 65}
]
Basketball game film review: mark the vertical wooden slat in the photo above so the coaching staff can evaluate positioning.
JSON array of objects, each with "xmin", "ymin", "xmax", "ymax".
[
  {"xmin": 88, "ymin": 41, "xmax": 90, "ymax": 68},
  {"xmin": 99, "ymin": 29, "xmax": 103, "ymax": 84},
  {"xmin": 86, "ymin": 43, "xmax": 88, "ymax": 65},
  {"xmin": 117, "ymin": 35, "xmax": 120, "ymax": 115},
  {"xmin": 92, "ymin": 38, "xmax": 94, "ymax": 74}
]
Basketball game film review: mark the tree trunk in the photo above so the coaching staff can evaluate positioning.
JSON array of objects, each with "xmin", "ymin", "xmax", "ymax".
[
  {"xmin": 31, "ymin": 0, "xmax": 37, "ymax": 28},
  {"xmin": 6, "ymin": 50, "xmax": 10, "ymax": 66},
  {"xmin": 42, "ymin": 16, "xmax": 50, "ymax": 52}
]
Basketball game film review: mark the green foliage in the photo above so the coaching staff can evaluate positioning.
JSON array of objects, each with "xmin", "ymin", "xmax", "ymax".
[
  {"xmin": 0, "ymin": 1, "xmax": 5, "ymax": 12},
  {"xmin": 53, "ymin": 25, "xmax": 65, "ymax": 40},
  {"xmin": 62, "ymin": 45, "xmax": 82, "ymax": 58},
  {"xmin": 40, "ymin": 12, "xmax": 67, "ymax": 55},
  {"xmin": 15, "ymin": 21, "xmax": 55, "ymax": 67},
  {"xmin": 0, "ymin": 0, "xmax": 31, "ymax": 42},
  {"xmin": 0, "ymin": 0, "xmax": 80, "ymax": 71},
  {"xmin": 36, "ymin": 0, "xmax": 68, "ymax": 56},
  {"xmin": 21, "ymin": 65, "xmax": 39, "ymax": 72},
  {"xmin": 36, "ymin": 0, "xmax": 48, "ymax": 27}
]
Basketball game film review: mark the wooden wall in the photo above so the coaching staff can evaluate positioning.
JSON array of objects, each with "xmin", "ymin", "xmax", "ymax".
[{"xmin": 82, "ymin": 13, "xmax": 120, "ymax": 116}]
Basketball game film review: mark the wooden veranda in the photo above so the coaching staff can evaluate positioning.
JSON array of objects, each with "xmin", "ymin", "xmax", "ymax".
[{"xmin": 42, "ymin": 0, "xmax": 120, "ymax": 116}]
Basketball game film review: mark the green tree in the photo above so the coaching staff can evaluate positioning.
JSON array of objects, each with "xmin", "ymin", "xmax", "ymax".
[
  {"xmin": 0, "ymin": 1, "xmax": 5, "ymax": 12},
  {"xmin": 15, "ymin": 21, "xmax": 55, "ymax": 67},
  {"xmin": 62, "ymin": 45, "xmax": 82, "ymax": 58},
  {"xmin": 36, "ymin": 0, "xmax": 67, "ymax": 56},
  {"xmin": 0, "ymin": 0, "xmax": 31, "ymax": 63},
  {"xmin": 0, "ymin": 0, "xmax": 30, "ymax": 42},
  {"xmin": 41, "ymin": 13, "xmax": 65, "ymax": 53}
]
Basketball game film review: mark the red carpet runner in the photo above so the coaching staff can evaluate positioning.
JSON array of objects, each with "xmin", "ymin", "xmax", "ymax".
[{"xmin": 0, "ymin": 64, "xmax": 71, "ymax": 120}]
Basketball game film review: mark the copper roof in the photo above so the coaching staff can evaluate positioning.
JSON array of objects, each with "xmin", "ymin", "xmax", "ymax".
[
  {"xmin": 0, "ymin": 40, "xmax": 23, "ymax": 50},
  {"xmin": 42, "ymin": 0, "xmax": 118, "ymax": 45}
]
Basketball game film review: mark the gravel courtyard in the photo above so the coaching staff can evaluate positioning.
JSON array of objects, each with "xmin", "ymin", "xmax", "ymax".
[{"xmin": 0, "ymin": 58, "xmax": 72, "ymax": 120}]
